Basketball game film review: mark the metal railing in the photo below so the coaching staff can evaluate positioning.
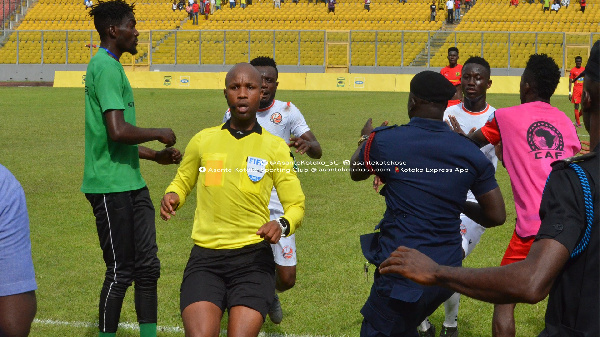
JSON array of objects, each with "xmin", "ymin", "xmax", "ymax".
[{"xmin": 0, "ymin": 29, "xmax": 598, "ymax": 71}]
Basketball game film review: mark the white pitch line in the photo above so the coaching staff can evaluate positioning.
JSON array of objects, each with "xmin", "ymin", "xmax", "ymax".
[{"xmin": 33, "ymin": 318, "xmax": 343, "ymax": 337}]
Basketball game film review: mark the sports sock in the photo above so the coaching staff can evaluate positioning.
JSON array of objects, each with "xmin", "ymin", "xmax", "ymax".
[
  {"xmin": 418, "ymin": 317, "xmax": 432, "ymax": 332},
  {"xmin": 140, "ymin": 323, "xmax": 157, "ymax": 337},
  {"xmin": 575, "ymin": 109, "xmax": 581, "ymax": 125},
  {"xmin": 99, "ymin": 332, "xmax": 116, "ymax": 337},
  {"xmin": 443, "ymin": 292, "xmax": 460, "ymax": 328}
]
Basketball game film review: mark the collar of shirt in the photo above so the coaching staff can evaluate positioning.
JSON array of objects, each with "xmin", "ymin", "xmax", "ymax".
[
  {"xmin": 408, "ymin": 117, "xmax": 450, "ymax": 132},
  {"xmin": 222, "ymin": 119, "xmax": 262, "ymax": 139}
]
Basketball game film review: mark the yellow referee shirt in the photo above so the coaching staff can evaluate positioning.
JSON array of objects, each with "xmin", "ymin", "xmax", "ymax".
[{"xmin": 166, "ymin": 121, "xmax": 305, "ymax": 249}]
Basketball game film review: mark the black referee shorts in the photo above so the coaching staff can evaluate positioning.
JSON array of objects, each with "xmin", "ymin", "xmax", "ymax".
[{"xmin": 180, "ymin": 241, "xmax": 276, "ymax": 319}]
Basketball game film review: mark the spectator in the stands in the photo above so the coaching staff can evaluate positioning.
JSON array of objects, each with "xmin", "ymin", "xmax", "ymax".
[
  {"xmin": 327, "ymin": 0, "xmax": 336, "ymax": 13},
  {"xmin": 172, "ymin": 0, "xmax": 178, "ymax": 10},
  {"xmin": 510, "ymin": 0, "xmax": 519, "ymax": 6},
  {"xmin": 543, "ymin": 0, "xmax": 550, "ymax": 11},
  {"xmin": 192, "ymin": 0, "xmax": 199, "ymax": 24},
  {"xmin": 215, "ymin": 0, "xmax": 221, "ymax": 10},
  {"xmin": 464, "ymin": 0, "xmax": 471, "ymax": 10},
  {"xmin": 580, "ymin": 0, "xmax": 586, "ymax": 12},
  {"xmin": 430, "ymin": 0, "xmax": 437, "ymax": 21},
  {"xmin": 230, "ymin": 0, "xmax": 236, "ymax": 8},
  {"xmin": 550, "ymin": 0, "xmax": 560, "ymax": 11},
  {"xmin": 561, "ymin": 0, "xmax": 569, "ymax": 7},
  {"xmin": 365, "ymin": 0, "xmax": 371, "ymax": 12},
  {"xmin": 85, "ymin": 0, "xmax": 93, "ymax": 8},
  {"xmin": 446, "ymin": 0, "xmax": 454, "ymax": 23},
  {"xmin": 241, "ymin": 0, "xmax": 246, "ymax": 9},
  {"xmin": 454, "ymin": 0, "xmax": 461, "ymax": 21}
]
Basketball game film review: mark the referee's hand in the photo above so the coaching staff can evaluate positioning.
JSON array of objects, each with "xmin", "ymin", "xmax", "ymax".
[
  {"xmin": 160, "ymin": 192, "xmax": 180, "ymax": 221},
  {"xmin": 257, "ymin": 220, "xmax": 282, "ymax": 244}
]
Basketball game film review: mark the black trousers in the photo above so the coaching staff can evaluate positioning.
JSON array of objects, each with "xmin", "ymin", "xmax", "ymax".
[
  {"xmin": 447, "ymin": 8, "xmax": 454, "ymax": 23},
  {"xmin": 86, "ymin": 187, "xmax": 160, "ymax": 333}
]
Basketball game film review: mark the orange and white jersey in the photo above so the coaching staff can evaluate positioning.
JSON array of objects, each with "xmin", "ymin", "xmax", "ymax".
[
  {"xmin": 224, "ymin": 99, "xmax": 310, "ymax": 143},
  {"xmin": 444, "ymin": 102, "xmax": 498, "ymax": 202}
]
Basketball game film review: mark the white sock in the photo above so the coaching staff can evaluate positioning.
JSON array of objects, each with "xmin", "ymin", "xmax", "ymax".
[
  {"xmin": 443, "ymin": 292, "xmax": 460, "ymax": 328},
  {"xmin": 418, "ymin": 317, "xmax": 432, "ymax": 332}
]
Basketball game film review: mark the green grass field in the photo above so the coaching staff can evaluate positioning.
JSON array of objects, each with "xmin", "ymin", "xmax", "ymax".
[{"xmin": 0, "ymin": 86, "xmax": 588, "ymax": 336}]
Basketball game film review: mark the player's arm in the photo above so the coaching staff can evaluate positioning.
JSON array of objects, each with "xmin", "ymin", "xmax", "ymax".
[
  {"xmin": 464, "ymin": 187, "xmax": 505, "ymax": 228},
  {"xmin": 264, "ymin": 143, "xmax": 305, "ymax": 241},
  {"xmin": 289, "ymin": 131, "xmax": 322, "ymax": 159},
  {"xmin": 447, "ymin": 115, "xmax": 490, "ymax": 147},
  {"xmin": 378, "ymin": 239, "xmax": 568, "ymax": 304},
  {"xmin": 138, "ymin": 146, "xmax": 182, "ymax": 165},
  {"xmin": 160, "ymin": 134, "xmax": 202, "ymax": 220},
  {"xmin": 105, "ymin": 109, "xmax": 176, "ymax": 146}
]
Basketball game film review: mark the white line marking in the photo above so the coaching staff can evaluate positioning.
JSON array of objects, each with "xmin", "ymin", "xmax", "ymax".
[{"xmin": 33, "ymin": 319, "xmax": 343, "ymax": 337}]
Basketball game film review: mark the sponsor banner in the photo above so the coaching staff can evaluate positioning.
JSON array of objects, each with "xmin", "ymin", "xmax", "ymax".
[{"xmin": 55, "ymin": 71, "xmax": 558, "ymax": 94}]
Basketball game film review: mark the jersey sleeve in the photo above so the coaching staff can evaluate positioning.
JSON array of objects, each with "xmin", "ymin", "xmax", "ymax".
[
  {"xmin": 469, "ymin": 154, "xmax": 499, "ymax": 197},
  {"xmin": 480, "ymin": 113, "xmax": 501, "ymax": 146},
  {"xmin": 288, "ymin": 103, "xmax": 312, "ymax": 138},
  {"xmin": 165, "ymin": 132, "xmax": 203, "ymax": 208},
  {"xmin": 536, "ymin": 168, "xmax": 586, "ymax": 254},
  {"xmin": 272, "ymin": 141, "xmax": 305, "ymax": 234},
  {"xmin": 94, "ymin": 65, "xmax": 126, "ymax": 113}
]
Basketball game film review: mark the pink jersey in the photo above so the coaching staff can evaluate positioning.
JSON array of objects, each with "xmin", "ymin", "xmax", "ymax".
[{"xmin": 493, "ymin": 101, "xmax": 580, "ymax": 237}]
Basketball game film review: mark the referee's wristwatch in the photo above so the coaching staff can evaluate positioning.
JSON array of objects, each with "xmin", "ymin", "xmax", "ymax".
[{"xmin": 276, "ymin": 217, "xmax": 291, "ymax": 237}]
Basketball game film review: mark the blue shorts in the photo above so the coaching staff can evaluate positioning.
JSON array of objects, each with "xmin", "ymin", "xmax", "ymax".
[{"xmin": 0, "ymin": 165, "xmax": 37, "ymax": 296}]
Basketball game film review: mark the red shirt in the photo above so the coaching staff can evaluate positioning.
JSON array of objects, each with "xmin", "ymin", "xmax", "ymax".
[
  {"xmin": 192, "ymin": 3, "xmax": 199, "ymax": 12},
  {"xmin": 570, "ymin": 66, "xmax": 585, "ymax": 87},
  {"xmin": 440, "ymin": 64, "xmax": 463, "ymax": 86}
]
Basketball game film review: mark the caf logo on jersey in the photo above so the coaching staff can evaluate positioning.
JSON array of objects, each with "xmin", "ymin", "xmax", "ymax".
[
  {"xmin": 527, "ymin": 121, "xmax": 565, "ymax": 160},
  {"xmin": 270, "ymin": 112, "xmax": 283, "ymax": 125}
]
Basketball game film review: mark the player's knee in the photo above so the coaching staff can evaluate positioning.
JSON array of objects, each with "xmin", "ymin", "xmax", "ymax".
[
  {"xmin": 0, "ymin": 291, "xmax": 36, "ymax": 337},
  {"xmin": 276, "ymin": 269, "xmax": 296, "ymax": 291},
  {"xmin": 136, "ymin": 258, "xmax": 161, "ymax": 284}
]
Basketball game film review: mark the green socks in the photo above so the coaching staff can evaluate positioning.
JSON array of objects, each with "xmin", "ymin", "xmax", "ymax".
[
  {"xmin": 98, "ymin": 323, "xmax": 156, "ymax": 337},
  {"xmin": 140, "ymin": 323, "xmax": 157, "ymax": 337},
  {"xmin": 99, "ymin": 332, "xmax": 116, "ymax": 337}
]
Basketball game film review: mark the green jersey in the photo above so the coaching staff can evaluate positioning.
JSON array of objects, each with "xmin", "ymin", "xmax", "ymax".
[{"xmin": 81, "ymin": 48, "xmax": 146, "ymax": 193}]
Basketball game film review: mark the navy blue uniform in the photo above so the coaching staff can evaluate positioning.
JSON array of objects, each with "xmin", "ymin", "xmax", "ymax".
[{"xmin": 358, "ymin": 117, "xmax": 498, "ymax": 337}]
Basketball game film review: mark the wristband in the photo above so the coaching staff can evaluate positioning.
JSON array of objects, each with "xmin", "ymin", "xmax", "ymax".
[
  {"xmin": 358, "ymin": 134, "xmax": 369, "ymax": 146},
  {"xmin": 276, "ymin": 217, "xmax": 290, "ymax": 237}
]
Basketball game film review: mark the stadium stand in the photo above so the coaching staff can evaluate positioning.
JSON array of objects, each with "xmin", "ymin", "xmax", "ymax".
[{"xmin": 0, "ymin": 0, "xmax": 598, "ymax": 68}]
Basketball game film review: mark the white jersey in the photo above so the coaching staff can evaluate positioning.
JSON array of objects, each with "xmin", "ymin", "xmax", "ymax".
[
  {"xmin": 223, "ymin": 99, "xmax": 311, "ymax": 214},
  {"xmin": 443, "ymin": 102, "xmax": 498, "ymax": 202}
]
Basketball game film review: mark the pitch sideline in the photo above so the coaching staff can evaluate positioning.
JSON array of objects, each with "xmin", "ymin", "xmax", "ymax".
[{"xmin": 33, "ymin": 318, "xmax": 339, "ymax": 337}]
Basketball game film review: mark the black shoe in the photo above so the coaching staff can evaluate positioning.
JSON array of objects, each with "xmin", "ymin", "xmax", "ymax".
[
  {"xmin": 419, "ymin": 325, "xmax": 436, "ymax": 337},
  {"xmin": 439, "ymin": 325, "xmax": 458, "ymax": 337}
]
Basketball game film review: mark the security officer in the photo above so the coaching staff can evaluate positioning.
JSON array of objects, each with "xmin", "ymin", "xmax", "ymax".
[
  {"xmin": 349, "ymin": 71, "xmax": 506, "ymax": 337},
  {"xmin": 377, "ymin": 40, "xmax": 600, "ymax": 337}
]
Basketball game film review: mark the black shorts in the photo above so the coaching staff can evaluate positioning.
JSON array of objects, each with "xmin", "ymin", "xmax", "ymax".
[{"xmin": 180, "ymin": 241, "xmax": 276, "ymax": 318}]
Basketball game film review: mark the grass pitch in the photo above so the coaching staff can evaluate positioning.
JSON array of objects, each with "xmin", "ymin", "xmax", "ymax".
[{"xmin": 0, "ymin": 86, "xmax": 588, "ymax": 336}]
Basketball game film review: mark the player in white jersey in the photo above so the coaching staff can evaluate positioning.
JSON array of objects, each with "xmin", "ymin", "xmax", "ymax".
[
  {"xmin": 419, "ymin": 57, "xmax": 497, "ymax": 337},
  {"xmin": 223, "ymin": 56, "xmax": 322, "ymax": 324}
]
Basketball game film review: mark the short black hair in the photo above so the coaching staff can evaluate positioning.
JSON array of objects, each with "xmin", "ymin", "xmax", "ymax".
[
  {"xmin": 448, "ymin": 47, "xmax": 459, "ymax": 54},
  {"xmin": 575, "ymin": 55, "xmax": 582, "ymax": 61},
  {"xmin": 89, "ymin": 0, "xmax": 135, "ymax": 39},
  {"xmin": 464, "ymin": 56, "xmax": 491, "ymax": 76},
  {"xmin": 250, "ymin": 56, "xmax": 278, "ymax": 77},
  {"xmin": 524, "ymin": 54, "xmax": 561, "ymax": 100}
]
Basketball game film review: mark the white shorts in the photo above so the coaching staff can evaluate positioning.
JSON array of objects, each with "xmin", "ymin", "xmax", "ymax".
[
  {"xmin": 460, "ymin": 213, "xmax": 486, "ymax": 258},
  {"xmin": 269, "ymin": 208, "xmax": 297, "ymax": 267}
]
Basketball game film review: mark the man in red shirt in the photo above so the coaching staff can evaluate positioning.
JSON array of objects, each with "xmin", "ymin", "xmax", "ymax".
[
  {"xmin": 440, "ymin": 47, "xmax": 463, "ymax": 107},
  {"xmin": 569, "ymin": 55, "xmax": 585, "ymax": 127}
]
